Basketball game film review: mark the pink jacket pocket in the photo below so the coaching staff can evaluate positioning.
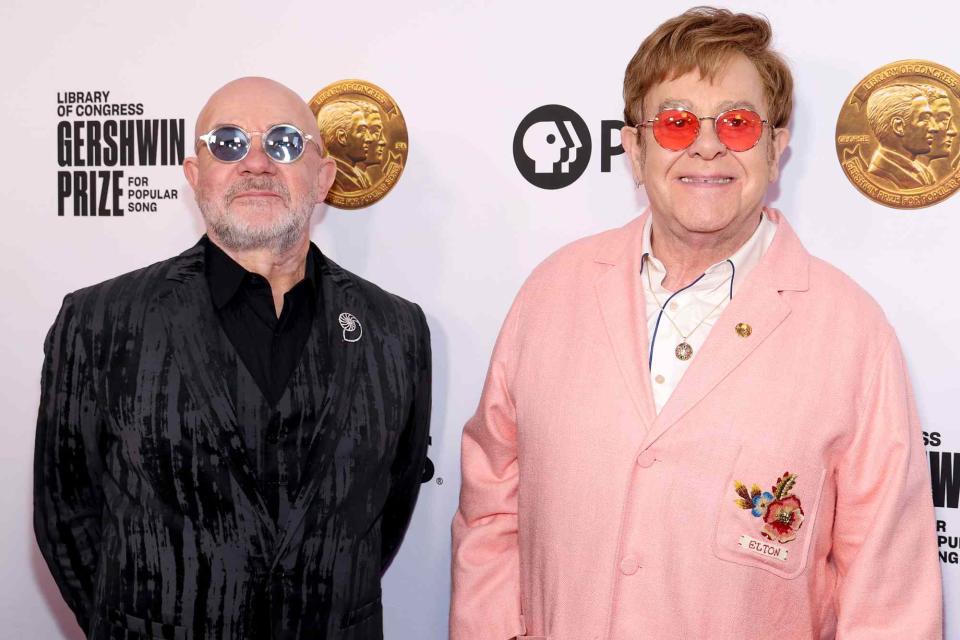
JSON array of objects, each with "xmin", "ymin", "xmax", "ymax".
[{"xmin": 712, "ymin": 446, "xmax": 827, "ymax": 579}]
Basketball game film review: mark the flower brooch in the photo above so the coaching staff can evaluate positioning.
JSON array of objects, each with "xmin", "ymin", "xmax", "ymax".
[{"xmin": 733, "ymin": 472, "xmax": 804, "ymax": 543}]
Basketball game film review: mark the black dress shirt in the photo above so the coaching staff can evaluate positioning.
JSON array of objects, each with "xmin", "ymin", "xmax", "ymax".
[{"xmin": 202, "ymin": 236, "xmax": 321, "ymax": 406}]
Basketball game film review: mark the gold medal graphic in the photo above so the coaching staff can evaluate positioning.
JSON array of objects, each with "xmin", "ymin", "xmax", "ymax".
[
  {"xmin": 310, "ymin": 80, "xmax": 408, "ymax": 210},
  {"xmin": 835, "ymin": 60, "xmax": 960, "ymax": 209}
]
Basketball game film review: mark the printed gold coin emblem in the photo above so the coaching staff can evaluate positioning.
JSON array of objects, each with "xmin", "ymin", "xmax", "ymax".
[
  {"xmin": 310, "ymin": 80, "xmax": 408, "ymax": 210},
  {"xmin": 835, "ymin": 60, "xmax": 960, "ymax": 209}
]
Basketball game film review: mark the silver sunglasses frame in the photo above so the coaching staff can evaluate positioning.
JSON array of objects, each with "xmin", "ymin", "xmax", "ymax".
[{"xmin": 196, "ymin": 123, "xmax": 322, "ymax": 164}]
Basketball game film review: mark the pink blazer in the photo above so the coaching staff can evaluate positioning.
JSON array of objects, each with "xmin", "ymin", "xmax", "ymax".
[{"xmin": 451, "ymin": 210, "xmax": 942, "ymax": 639}]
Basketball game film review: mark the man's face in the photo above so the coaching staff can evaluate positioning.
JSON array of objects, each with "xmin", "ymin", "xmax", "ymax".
[
  {"xmin": 900, "ymin": 95, "xmax": 937, "ymax": 157},
  {"xmin": 364, "ymin": 111, "xmax": 386, "ymax": 166},
  {"xmin": 622, "ymin": 54, "xmax": 788, "ymax": 245},
  {"xmin": 340, "ymin": 109, "xmax": 376, "ymax": 163},
  {"xmin": 929, "ymin": 97, "xmax": 957, "ymax": 160},
  {"xmin": 183, "ymin": 78, "xmax": 335, "ymax": 253}
]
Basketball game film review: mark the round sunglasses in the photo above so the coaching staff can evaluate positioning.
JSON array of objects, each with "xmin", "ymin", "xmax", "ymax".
[
  {"xmin": 197, "ymin": 124, "xmax": 322, "ymax": 163},
  {"xmin": 639, "ymin": 108, "xmax": 769, "ymax": 152}
]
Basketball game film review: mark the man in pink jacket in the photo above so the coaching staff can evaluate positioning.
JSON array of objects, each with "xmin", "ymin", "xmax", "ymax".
[{"xmin": 451, "ymin": 7, "xmax": 943, "ymax": 639}]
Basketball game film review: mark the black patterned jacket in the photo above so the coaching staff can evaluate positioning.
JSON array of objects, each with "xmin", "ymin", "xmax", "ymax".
[{"xmin": 34, "ymin": 242, "xmax": 431, "ymax": 639}]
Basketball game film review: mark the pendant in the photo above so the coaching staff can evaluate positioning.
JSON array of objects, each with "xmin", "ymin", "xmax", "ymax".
[{"xmin": 675, "ymin": 341, "xmax": 693, "ymax": 361}]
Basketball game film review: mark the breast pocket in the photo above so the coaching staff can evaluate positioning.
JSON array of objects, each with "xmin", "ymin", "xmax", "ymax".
[{"xmin": 712, "ymin": 446, "xmax": 827, "ymax": 580}]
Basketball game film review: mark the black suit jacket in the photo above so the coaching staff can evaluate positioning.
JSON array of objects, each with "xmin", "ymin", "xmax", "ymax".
[{"xmin": 34, "ymin": 242, "xmax": 431, "ymax": 639}]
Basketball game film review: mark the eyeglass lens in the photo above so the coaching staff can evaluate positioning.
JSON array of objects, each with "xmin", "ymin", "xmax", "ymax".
[
  {"xmin": 207, "ymin": 126, "xmax": 250, "ymax": 162},
  {"xmin": 206, "ymin": 125, "xmax": 307, "ymax": 163},
  {"xmin": 652, "ymin": 109, "xmax": 764, "ymax": 152},
  {"xmin": 263, "ymin": 125, "xmax": 305, "ymax": 163}
]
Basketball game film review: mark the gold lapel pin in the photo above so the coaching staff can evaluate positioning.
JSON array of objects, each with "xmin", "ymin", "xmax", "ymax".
[{"xmin": 735, "ymin": 322, "xmax": 752, "ymax": 338}]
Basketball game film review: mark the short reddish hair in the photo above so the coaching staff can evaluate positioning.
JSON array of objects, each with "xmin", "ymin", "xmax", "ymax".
[{"xmin": 623, "ymin": 7, "xmax": 793, "ymax": 129}]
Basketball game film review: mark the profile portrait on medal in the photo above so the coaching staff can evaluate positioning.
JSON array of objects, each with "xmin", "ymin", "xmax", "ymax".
[
  {"xmin": 316, "ymin": 97, "xmax": 386, "ymax": 193},
  {"xmin": 864, "ymin": 82, "xmax": 941, "ymax": 189},
  {"xmin": 916, "ymin": 84, "xmax": 959, "ymax": 180}
]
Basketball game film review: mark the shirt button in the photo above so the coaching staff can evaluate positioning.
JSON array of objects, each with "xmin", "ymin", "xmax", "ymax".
[
  {"xmin": 669, "ymin": 301, "xmax": 679, "ymax": 311},
  {"xmin": 636, "ymin": 450, "xmax": 656, "ymax": 468},
  {"xmin": 654, "ymin": 374, "xmax": 665, "ymax": 384},
  {"xmin": 619, "ymin": 555, "xmax": 640, "ymax": 575}
]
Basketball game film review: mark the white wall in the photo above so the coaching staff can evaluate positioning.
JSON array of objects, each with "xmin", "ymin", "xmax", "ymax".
[{"xmin": 1, "ymin": 0, "xmax": 957, "ymax": 637}]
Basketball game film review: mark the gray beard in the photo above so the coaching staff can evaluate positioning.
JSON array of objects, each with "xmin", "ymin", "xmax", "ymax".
[{"xmin": 198, "ymin": 178, "xmax": 316, "ymax": 253}]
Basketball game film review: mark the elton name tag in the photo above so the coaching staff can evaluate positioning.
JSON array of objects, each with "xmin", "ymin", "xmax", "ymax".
[{"xmin": 738, "ymin": 535, "xmax": 789, "ymax": 562}]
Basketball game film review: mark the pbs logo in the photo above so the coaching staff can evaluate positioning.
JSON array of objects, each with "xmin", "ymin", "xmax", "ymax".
[{"xmin": 513, "ymin": 105, "xmax": 592, "ymax": 189}]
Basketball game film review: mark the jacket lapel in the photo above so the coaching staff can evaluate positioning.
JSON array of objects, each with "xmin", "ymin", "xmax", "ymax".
[
  {"xmin": 642, "ymin": 209, "xmax": 810, "ymax": 448},
  {"xmin": 158, "ymin": 244, "xmax": 276, "ymax": 538},
  {"xmin": 594, "ymin": 216, "xmax": 658, "ymax": 432},
  {"xmin": 272, "ymin": 255, "xmax": 366, "ymax": 565}
]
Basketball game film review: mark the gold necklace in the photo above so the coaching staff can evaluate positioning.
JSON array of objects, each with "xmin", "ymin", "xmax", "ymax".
[{"xmin": 645, "ymin": 258, "xmax": 731, "ymax": 361}]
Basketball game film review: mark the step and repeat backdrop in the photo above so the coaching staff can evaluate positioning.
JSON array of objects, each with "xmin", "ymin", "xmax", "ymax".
[{"xmin": 1, "ymin": 0, "xmax": 958, "ymax": 637}]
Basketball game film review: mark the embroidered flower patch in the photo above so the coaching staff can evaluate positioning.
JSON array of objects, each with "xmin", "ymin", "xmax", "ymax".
[{"xmin": 733, "ymin": 472, "xmax": 804, "ymax": 543}]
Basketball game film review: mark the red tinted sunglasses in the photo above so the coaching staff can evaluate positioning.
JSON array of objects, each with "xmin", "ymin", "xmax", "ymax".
[{"xmin": 639, "ymin": 108, "xmax": 769, "ymax": 152}]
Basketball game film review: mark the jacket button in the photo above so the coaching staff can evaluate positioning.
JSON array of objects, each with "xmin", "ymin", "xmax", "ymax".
[
  {"xmin": 636, "ymin": 450, "xmax": 656, "ymax": 468},
  {"xmin": 619, "ymin": 555, "xmax": 640, "ymax": 575}
]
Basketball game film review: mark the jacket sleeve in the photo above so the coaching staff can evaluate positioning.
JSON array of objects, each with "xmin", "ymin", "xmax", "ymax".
[
  {"xmin": 380, "ymin": 304, "xmax": 432, "ymax": 572},
  {"xmin": 33, "ymin": 294, "xmax": 105, "ymax": 633},
  {"xmin": 451, "ymin": 289, "xmax": 526, "ymax": 640},
  {"xmin": 833, "ymin": 331, "xmax": 942, "ymax": 639}
]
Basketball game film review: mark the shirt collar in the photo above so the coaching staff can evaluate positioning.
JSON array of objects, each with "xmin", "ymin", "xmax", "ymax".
[
  {"xmin": 202, "ymin": 235, "xmax": 320, "ymax": 309},
  {"xmin": 641, "ymin": 210, "xmax": 777, "ymax": 298}
]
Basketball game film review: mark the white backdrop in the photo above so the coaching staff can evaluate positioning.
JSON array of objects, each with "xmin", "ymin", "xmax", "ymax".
[{"xmin": 1, "ymin": 0, "xmax": 957, "ymax": 637}]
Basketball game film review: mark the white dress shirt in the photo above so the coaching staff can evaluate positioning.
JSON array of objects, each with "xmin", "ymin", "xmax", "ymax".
[{"xmin": 642, "ymin": 211, "xmax": 778, "ymax": 413}]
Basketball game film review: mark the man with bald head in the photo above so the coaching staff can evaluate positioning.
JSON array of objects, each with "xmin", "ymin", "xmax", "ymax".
[{"xmin": 34, "ymin": 77, "xmax": 432, "ymax": 640}]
